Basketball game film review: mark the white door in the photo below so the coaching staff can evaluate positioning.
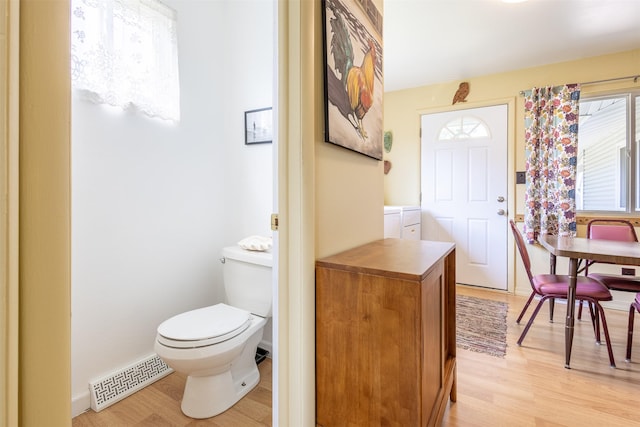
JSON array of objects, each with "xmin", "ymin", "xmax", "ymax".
[{"xmin": 421, "ymin": 104, "xmax": 507, "ymax": 290}]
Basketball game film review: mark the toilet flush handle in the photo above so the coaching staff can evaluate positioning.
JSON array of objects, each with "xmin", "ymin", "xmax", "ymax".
[{"xmin": 220, "ymin": 257, "xmax": 226, "ymax": 264}]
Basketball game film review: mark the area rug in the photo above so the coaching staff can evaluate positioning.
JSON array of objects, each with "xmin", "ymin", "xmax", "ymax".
[{"xmin": 456, "ymin": 294, "xmax": 508, "ymax": 358}]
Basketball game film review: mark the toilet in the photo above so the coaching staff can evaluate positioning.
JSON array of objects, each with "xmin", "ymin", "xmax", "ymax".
[{"xmin": 154, "ymin": 245, "xmax": 272, "ymax": 419}]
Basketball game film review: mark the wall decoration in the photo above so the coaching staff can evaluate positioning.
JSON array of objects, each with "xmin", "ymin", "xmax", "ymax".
[
  {"xmin": 384, "ymin": 131, "xmax": 393, "ymax": 153},
  {"xmin": 384, "ymin": 160, "xmax": 392, "ymax": 175},
  {"xmin": 452, "ymin": 82, "xmax": 470, "ymax": 105},
  {"xmin": 245, "ymin": 107, "xmax": 273, "ymax": 144},
  {"xmin": 322, "ymin": 0, "xmax": 383, "ymax": 160}
]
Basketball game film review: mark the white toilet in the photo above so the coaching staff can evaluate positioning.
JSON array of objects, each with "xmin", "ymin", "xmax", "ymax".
[{"xmin": 154, "ymin": 245, "xmax": 272, "ymax": 419}]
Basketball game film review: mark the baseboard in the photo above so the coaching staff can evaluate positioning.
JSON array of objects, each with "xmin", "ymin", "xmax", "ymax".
[
  {"xmin": 71, "ymin": 391, "xmax": 91, "ymax": 418},
  {"xmin": 603, "ymin": 290, "xmax": 635, "ymax": 312}
]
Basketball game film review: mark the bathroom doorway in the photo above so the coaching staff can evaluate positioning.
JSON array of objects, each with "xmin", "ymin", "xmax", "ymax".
[{"xmin": 70, "ymin": 0, "xmax": 279, "ymax": 422}]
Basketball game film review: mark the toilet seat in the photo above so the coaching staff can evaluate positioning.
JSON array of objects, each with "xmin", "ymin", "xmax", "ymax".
[{"xmin": 157, "ymin": 303, "xmax": 252, "ymax": 349}]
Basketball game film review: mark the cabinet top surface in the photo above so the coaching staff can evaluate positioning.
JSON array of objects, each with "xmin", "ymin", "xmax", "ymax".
[{"xmin": 316, "ymin": 238, "xmax": 455, "ymax": 280}]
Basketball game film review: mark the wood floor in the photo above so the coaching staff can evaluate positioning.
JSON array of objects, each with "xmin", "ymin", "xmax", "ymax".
[
  {"xmin": 73, "ymin": 285, "xmax": 640, "ymax": 426},
  {"xmin": 444, "ymin": 285, "xmax": 640, "ymax": 426},
  {"xmin": 72, "ymin": 359, "xmax": 272, "ymax": 426}
]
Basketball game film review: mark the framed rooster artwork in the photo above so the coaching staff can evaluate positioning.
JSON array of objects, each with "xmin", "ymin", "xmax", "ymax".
[{"xmin": 322, "ymin": 0, "xmax": 383, "ymax": 160}]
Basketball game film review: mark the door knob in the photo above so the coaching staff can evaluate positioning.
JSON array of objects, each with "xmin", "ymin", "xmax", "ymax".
[
  {"xmin": 497, "ymin": 209, "xmax": 506, "ymax": 216},
  {"xmin": 497, "ymin": 196, "xmax": 505, "ymax": 202}
]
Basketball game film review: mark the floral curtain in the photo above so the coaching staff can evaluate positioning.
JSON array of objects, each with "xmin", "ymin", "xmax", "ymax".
[
  {"xmin": 71, "ymin": 0, "xmax": 180, "ymax": 122},
  {"xmin": 523, "ymin": 84, "xmax": 580, "ymax": 243}
]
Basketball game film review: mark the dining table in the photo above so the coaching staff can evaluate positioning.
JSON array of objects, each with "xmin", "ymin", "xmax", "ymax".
[{"xmin": 538, "ymin": 234, "xmax": 640, "ymax": 368}]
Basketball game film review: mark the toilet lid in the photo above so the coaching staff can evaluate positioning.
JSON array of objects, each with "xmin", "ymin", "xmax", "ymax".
[{"xmin": 157, "ymin": 303, "xmax": 251, "ymax": 348}]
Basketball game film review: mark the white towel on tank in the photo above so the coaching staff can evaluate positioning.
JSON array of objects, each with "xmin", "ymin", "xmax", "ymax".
[{"xmin": 237, "ymin": 235, "xmax": 272, "ymax": 251}]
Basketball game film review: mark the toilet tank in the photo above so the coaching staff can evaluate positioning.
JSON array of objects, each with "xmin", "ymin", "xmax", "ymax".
[{"xmin": 222, "ymin": 246, "xmax": 273, "ymax": 317}]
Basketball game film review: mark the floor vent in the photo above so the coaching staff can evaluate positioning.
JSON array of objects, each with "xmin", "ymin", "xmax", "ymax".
[{"xmin": 89, "ymin": 354, "xmax": 173, "ymax": 412}]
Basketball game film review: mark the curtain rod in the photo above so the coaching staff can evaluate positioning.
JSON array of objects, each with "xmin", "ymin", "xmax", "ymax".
[{"xmin": 518, "ymin": 74, "xmax": 640, "ymax": 96}]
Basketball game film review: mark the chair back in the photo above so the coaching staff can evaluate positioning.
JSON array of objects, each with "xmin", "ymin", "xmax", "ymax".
[
  {"xmin": 510, "ymin": 220, "xmax": 535, "ymax": 286},
  {"xmin": 584, "ymin": 219, "xmax": 638, "ymax": 275},
  {"xmin": 588, "ymin": 219, "xmax": 638, "ymax": 243}
]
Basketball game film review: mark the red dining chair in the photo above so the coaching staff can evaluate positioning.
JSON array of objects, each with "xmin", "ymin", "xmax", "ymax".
[
  {"xmin": 510, "ymin": 220, "xmax": 616, "ymax": 367},
  {"xmin": 584, "ymin": 219, "xmax": 640, "ymax": 362},
  {"xmin": 584, "ymin": 219, "xmax": 640, "ymax": 292},
  {"xmin": 626, "ymin": 293, "xmax": 640, "ymax": 361}
]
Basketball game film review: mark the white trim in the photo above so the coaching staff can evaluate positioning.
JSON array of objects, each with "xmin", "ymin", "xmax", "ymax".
[
  {"xmin": 71, "ymin": 392, "xmax": 91, "ymax": 418},
  {"xmin": 1, "ymin": 2, "xmax": 20, "ymax": 426},
  {"xmin": 271, "ymin": 2, "xmax": 280, "ymax": 425},
  {"xmin": 275, "ymin": 1, "xmax": 316, "ymax": 425}
]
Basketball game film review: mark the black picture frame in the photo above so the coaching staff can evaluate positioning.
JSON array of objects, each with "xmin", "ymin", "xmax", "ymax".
[{"xmin": 245, "ymin": 107, "xmax": 273, "ymax": 145}]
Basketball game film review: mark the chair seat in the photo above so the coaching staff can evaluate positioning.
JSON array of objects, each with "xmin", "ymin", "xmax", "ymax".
[
  {"xmin": 588, "ymin": 273, "xmax": 640, "ymax": 292},
  {"xmin": 533, "ymin": 275, "xmax": 613, "ymax": 300}
]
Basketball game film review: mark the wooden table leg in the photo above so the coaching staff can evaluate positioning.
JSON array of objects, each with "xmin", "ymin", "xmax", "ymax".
[{"xmin": 565, "ymin": 257, "xmax": 578, "ymax": 368}]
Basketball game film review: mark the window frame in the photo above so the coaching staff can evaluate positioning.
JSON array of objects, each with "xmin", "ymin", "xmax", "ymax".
[{"xmin": 576, "ymin": 89, "xmax": 640, "ymax": 216}]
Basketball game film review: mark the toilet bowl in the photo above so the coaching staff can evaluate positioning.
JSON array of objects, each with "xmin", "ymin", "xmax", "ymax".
[{"xmin": 154, "ymin": 245, "xmax": 272, "ymax": 419}]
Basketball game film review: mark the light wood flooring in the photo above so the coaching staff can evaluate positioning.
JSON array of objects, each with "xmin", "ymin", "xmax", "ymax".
[
  {"xmin": 72, "ymin": 359, "xmax": 272, "ymax": 426},
  {"xmin": 73, "ymin": 286, "xmax": 640, "ymax": 426},
  {"xmin": 444, "ymin": 285, "xmax": 640, "ymax": 426}
]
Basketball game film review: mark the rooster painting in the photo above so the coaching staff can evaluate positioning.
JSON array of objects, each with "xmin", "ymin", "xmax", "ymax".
[
  {"xmin": 323, "ymin": 0, "xmax": 382, "ymax": 160},
  {"xmin": 331, "ymin": 15, "xmax": 376, "ymax": 139}
]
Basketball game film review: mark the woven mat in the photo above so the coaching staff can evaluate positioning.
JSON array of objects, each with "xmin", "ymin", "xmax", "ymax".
[{"xmin": 456, "ymin": 294, "xmax": 508, "ymax": 358}]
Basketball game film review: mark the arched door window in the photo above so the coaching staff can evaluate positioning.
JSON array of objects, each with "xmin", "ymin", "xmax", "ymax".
[{"xmin": 438, "ymin": 116, "xmax": 490, "ymax": 140}]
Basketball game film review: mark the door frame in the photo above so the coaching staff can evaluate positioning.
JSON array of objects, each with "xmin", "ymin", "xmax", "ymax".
[
  {"xmin": 417, "ymin": 97, "xmax": 517, "ymax": 294},
  {"xmin": 1, "ymin": 1, "xmax": 20, "ymax": 425}
]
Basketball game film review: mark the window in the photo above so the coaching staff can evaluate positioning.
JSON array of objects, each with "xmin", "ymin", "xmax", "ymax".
[
  {"xmin": 71, "ymin": 0, "xmax": 180, "ymax": 122},
  {"xmin": 437, "ymin": 116, "xmax": 490, "ymax": 140},
  {"xmin": 576, "ymin": 91, "xmax": 640, "ymax": 213}
]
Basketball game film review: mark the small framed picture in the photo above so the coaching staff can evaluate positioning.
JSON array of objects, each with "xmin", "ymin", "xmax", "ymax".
[{"xmin": 245, "ymin": 107, "xmax": 273, "ymax": 144}]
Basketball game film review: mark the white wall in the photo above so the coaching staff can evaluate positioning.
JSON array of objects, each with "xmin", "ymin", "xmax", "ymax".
[{"xmin": 71, "ymin": 0, "xmax": 274, "ymax": 415}]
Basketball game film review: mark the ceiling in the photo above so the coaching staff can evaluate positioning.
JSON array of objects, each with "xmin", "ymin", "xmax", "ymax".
[{"xmin": 383, "ymin": 0, "xmax": 640, "ymax": 92}]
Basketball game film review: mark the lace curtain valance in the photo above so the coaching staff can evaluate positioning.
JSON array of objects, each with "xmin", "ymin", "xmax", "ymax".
[{"xmin": 71, "ymin": 0, "xmax": 180, "ymax": 122}]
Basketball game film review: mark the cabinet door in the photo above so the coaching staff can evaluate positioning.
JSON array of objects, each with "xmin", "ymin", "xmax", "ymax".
[
  {"xmin": 401, "ymin": 207, "xmax": 421, "ymax": 227},
  {"xmin": 384, "ymin": 212, "xmax": 401, "ymax": 238},
  {"xmin": 316, "ymin": 268, "xmax": 422, "ymax": 426},
  {"xmin": 402, "ymin": 224, "xmax": 421, "ymax": 240}
]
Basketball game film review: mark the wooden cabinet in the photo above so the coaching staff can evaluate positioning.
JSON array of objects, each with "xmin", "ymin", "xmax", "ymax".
[{"xmin": 316, "ymin": 238, "xmax": 456, "ymax": 427}]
